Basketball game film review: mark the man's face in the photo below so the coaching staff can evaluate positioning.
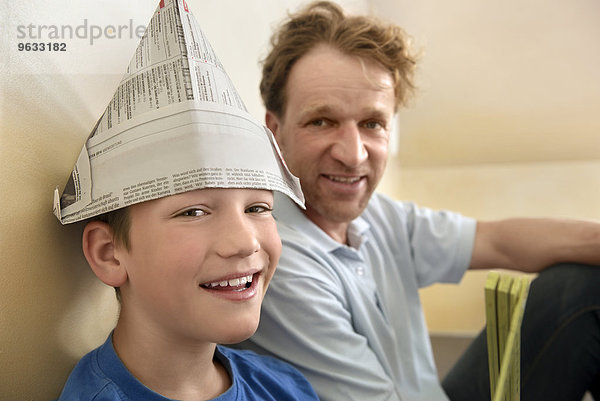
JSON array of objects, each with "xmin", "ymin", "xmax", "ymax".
[
  {"xmin": 268, "ymin": 44, "xmax": 395, "ymax": 228},
  {"xmin": 115, "ymin": 188, "xmax": 280, "ymax": 345}
]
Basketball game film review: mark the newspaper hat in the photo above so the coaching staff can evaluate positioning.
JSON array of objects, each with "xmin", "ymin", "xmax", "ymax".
[{"xmin": 53, "ymin": 0, "xmax": 304, "ymax": 224}]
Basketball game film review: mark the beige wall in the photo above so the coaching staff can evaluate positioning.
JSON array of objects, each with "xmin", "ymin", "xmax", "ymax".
[
  {"xmin": 1, "ymin": 0, "xmax": 599, "ymax": 399},
  {"xmin": 379, "ymin": 160, "xmax": 600, "ymax": 334},
  {"xmin": 373, "ymin": 0, "xmax": 600, "ymax": 334}
]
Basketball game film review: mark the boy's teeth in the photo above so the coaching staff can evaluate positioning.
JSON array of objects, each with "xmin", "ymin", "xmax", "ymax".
[{"xmin": 206, "ymin": 274, "xmax": 253, "ymax": 288}]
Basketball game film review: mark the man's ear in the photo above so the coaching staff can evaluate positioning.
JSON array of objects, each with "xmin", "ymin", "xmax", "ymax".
[
  {"xmin": 265, "ymin": 110, "xmax": 282, "ymax": 144},
  {"xmin": 82, "ymin": 221, "xmax": 128, "ymax": 287}
]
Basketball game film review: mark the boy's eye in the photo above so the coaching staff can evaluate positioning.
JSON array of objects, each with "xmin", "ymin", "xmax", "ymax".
[
  {"xmin": 245, "ymin": 204, "xmax": 272, "ymax": 214},
  {"xmin": 179, "ymin": 208, "xmax": 207, "ymax": 217}
]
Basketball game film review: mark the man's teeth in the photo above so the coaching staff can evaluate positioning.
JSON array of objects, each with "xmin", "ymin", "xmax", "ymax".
[
  {"xmin": 327, "ymin": 175, "xmax": 360, "ymax": 184},
  {"xmin": 204, "ymin": 274, "xmax": 253, "ymax": 288}
]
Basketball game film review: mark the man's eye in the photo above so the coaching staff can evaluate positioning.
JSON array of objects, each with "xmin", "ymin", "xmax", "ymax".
[
  {"xmin": 179, "ymin": 208, "xmax": 206, "ymax": 217},
  {"xmin": 310, "ymin": 119, "xmax": 326, "ymax": 127},
  {"xmin": 364, "ymin": 120, "xmax": 383, "ymax": 129},
  {"xmin": 245, "ymin": 205, "xmax": 272, "ymax": 214}
]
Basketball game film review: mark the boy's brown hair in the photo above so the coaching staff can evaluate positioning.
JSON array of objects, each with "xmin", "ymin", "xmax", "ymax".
[{"xmin": 92, "ymin": 207, "xmax": 131, "ymax": 251}]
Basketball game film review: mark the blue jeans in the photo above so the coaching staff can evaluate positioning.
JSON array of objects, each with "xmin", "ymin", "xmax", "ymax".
[{"xmin": 442, "ymin": 263, "xmax": 600, "ymax": 401}]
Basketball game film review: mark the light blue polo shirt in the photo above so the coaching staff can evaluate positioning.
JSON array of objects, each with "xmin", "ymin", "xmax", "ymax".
[{"xmin": 243, "ymin": 192, "xmax": 476, "ymax": 401}]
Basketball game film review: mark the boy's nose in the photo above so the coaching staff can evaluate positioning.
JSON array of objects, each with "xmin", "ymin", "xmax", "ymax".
[
  {"xmin": 214, "ymin": 214, "xmax": 260, "ymax": 258},
  {"xmin": 330, "ymin": 124, "xmax": 368, "ymax": 168}
]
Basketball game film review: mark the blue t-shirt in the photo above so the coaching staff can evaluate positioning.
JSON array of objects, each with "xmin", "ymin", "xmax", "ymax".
[{"xmin": 57, "ymin": 334, "xmax": 319, "ymax": 400}]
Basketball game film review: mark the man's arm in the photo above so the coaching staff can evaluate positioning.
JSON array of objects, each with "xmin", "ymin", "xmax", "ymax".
[{"xmin": 470, "ymin": 218, "xmax": 600, "ymax": 272}]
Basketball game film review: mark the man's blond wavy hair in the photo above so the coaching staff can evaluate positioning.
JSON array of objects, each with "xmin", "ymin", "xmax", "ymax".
[{"xmin": 260, "ymin": 1, "xmax": 417, "ymax": 118}]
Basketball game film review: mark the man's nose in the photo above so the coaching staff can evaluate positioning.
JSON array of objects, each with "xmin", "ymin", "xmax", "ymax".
[{"xmin": 329, "ymin": 123, "xmax": 368, "ymax": 168}]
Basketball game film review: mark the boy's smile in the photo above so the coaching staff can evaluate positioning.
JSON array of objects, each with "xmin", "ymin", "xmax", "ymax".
[
  {"xmin": 200, "ymin": 271, "xmax": 261, "ymax": 300},
  {"xmin": 114, "ymin": 187, "xmax": 281, "ymax": 345}
]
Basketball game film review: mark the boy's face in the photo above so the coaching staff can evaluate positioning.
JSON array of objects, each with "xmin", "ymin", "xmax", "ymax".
[{"xmin": 115, "ymin": 188, "xmax": 280, "ymax": 344}]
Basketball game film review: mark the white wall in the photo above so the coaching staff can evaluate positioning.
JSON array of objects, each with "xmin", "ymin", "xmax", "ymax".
[{"xmin": 372, "ymin": 0, "xmax": 600, "ymax": 166}]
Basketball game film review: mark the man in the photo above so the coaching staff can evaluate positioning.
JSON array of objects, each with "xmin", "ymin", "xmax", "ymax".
[{"xmin": 240, "ymin": 2, "xmax": 600, "ymax": 400}]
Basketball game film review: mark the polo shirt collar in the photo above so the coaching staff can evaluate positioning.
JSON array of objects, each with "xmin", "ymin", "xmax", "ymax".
[{"xmin": 273, "ymin": 192, "xmax": 370, "ymax": 252}]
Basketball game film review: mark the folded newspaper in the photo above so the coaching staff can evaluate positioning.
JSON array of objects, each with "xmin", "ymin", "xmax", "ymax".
[
  {"xmin": 53, "ymin": 0, "xmax": 304, "ymax": 224},
  {"xmin": 485, "ymin": 272, "xmax": 531, "ymax": 401}
]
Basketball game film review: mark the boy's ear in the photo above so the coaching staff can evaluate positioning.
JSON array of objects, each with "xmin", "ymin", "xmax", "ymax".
[
  {"xmin": 82, "ymin": 221, "xmax": 128, "ymax": 287},
  {"xmin": 265, "ymin": 110, "xmax": 281, "ymax": 143}
]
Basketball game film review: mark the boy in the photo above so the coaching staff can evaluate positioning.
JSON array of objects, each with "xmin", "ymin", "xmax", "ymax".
[
  {"xmin": 56, "ymin": 188, "xmax": 318, "ymax": 400},
  {"xmin": 53, "ymin": 0, "xmax": 318, "ymax": 399}
]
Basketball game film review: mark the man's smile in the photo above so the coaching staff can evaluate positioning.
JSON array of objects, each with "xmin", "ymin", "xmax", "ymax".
[{"xmin": 324, "ymin": 175, "xmax": 363, "ymax": 184}]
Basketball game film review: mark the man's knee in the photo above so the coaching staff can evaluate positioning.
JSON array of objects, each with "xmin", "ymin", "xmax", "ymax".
[{"xmin": 530, "ymin": 263, "xmax": 600, "ymax": 305}]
